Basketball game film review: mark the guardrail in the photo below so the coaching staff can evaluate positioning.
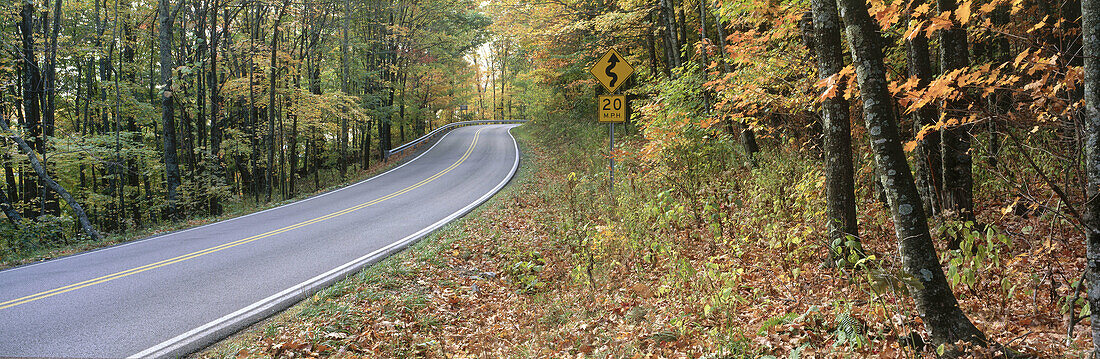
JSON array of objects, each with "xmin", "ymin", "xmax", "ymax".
[{"xmin": 384, "ymin": 119, "xmax": 527, "ymax": 161}]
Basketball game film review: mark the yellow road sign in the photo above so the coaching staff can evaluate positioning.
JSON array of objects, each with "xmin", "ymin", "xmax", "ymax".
[
  {"xmin": 598, "ymin": 95, "xmax": 626, "ymax": 123},
  {"xmin": 589, "ymin": 49, "xmax": 635, "ymax": 93}
]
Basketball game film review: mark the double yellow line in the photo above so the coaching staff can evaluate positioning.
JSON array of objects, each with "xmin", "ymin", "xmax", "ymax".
[{"xmin": 0, "ymin": 127, "xmax": 485, "ymax": 311}]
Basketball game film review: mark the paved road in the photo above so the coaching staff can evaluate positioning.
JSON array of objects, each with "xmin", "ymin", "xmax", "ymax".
[{"xmin": 0, "ymin": 124, "xmax": 521, "ymax": 358}]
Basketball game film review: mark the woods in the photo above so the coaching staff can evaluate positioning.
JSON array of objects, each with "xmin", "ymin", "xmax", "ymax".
[
  {"xmin": 10, "ymin": 0, "xmax": 1100, "ymax": 353},
  {"xmin": 1, "ymin": 0, "xmax": 492, "ymax": 251},
  {"xmin": 466, "ymin": 0, "xmax": 1100, "ymax": 354}
]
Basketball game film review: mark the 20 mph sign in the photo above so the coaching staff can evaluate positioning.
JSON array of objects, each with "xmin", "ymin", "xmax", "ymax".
[{"xmin": 598, "ymin": 95, "xmax": 626, "ymax": 123}]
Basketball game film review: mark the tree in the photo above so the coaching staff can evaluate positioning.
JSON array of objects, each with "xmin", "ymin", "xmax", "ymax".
[
  {"xmin": 1080, "ymin": 0, "xmax": 1100, "ymax": 354},
  {"xmin": 159, "ymin": 0, "xmax": 182, "ymax": 219},
  {"xmin": 809, "ymin": 0, "xmax": 858, "ymax": 263},
  {"xmin": 0, "ymin": 116, "xmax": 100, "ymax": 240},
  {"xmin": 938, "ymin": 0, "xmax": 975, "ymax": 228},
  {"xmin": 835, "ymin": 0, "xmax": 986, "ymax": 349},
  {"xmin": 18, "ymin": 0, "xmax": 43, "ymax": 219},
  {"xmin": 907, "ymin": 0, "xmax": 942, "ymax": 218}
]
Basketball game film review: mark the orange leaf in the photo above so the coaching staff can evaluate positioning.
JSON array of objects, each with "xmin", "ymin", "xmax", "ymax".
[
  {"xmin": 914, "ymin": 2, "xmax": 931, "ymax": 15},
  {"xmin": 925, "ymin": 16, "xmax": 953, "ymax": 37},
  {"xmin": 1013, "ymin": 49, "xmax": 1030, "ymax": 67},
  {"xmin": 903, "ymin": 140, "xmax": 919, "ymax": 152},
  {"xmin": 905, "ymin": 20, "xmax": 925, "ymax": 41},
  {"xmin": 979, "ymin": 2, "xmax": 997, "ymax": 14},
  {"xmin": 956, "ymin": 1, "xmax": 973, "ymax": 24}
]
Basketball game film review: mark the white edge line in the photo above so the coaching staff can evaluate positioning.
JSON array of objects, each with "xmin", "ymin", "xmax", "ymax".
[
  {"xmin": 0, "ymin": 129, "xmax": 462, "ymax": 275},
  {"xmin": 128, "ymin": 125, "xmax": 522, "ymax": 358}
]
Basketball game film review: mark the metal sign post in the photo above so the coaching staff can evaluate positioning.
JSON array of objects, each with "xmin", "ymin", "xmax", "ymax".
[
  {"xmin": 598, "ymin": 94, "xmax": 625, "ymax": 193},
  {"xmin": 590, "ymin": 49, "xmax": 634, "ymax": 196}
]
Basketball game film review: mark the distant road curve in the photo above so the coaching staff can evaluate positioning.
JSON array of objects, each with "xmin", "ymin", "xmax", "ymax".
[{"xmin": 0, "ymin": 124, "xmax": 521, "ymax": 358}]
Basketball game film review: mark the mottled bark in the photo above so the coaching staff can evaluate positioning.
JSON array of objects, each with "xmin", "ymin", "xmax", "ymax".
[
  {"xmin": 907, "ymin": 5, "xmax": 943, "ymax": 218},
  {"xmin": 938, "ymin": 0, "xmax": 975, "ymax": 225},
  {"xmin": 810, "ymin": 0, "xmax": 858, "ymax": 261},
  {"xmin": 836, "ymin": 0, "xmax": 986, "ymax": 349},
  {"xmin": 1080, "ymin": 0, "xmax": 1100, "ymax": 354}
]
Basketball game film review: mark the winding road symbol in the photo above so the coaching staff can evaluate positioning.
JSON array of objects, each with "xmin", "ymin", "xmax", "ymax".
[
  {"xmin": 589, "ymin": 49, "xmax": 634, "ymax": 93},
  {"xmin": 605, "ymin": 53, "xmax": 620, "ymax": 88}
]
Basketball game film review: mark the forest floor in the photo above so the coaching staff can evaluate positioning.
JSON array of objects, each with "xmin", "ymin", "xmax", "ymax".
[
  {"xmin": 0, "ymin": 152, "xmax": 418, "ymax": 271},
  {"xmin": 196, "ymin": 123, "xmax": 1086, "ymax": 358}
]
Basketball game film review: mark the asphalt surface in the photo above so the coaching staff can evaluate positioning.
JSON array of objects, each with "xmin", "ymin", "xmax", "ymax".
[{"xmin": 0, "ymin": 124, "xmax": 521, "ymax": 358}]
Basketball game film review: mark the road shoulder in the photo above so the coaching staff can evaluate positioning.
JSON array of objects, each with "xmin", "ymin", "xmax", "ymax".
[{"xmin": 194, "ymin": 125, "xmax": 533, "ymax": 357}]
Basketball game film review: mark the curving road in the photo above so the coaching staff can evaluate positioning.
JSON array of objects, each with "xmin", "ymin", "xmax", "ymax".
[{"xmin": 0, "ymin": 124, "xmax": 521, "ymax": 358}]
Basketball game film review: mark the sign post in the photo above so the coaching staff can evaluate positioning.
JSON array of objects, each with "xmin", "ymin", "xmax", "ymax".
[{"xmin": 590, "ymin": 49, "xmax": 634, "ymax": 194}]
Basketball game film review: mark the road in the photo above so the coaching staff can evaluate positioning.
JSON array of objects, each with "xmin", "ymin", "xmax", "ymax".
[{"xmin": 0, "ymin": 124, "xmax": 521, "ymax": 358}]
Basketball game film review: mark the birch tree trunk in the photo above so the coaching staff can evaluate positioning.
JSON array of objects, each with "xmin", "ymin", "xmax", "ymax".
[{"xmin": 835, "ymin": 0, "xmax": 986, "ymax": 349}]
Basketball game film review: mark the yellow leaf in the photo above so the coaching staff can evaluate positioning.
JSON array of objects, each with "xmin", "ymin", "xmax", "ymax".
[
  {"xmin": 1012, "ymin": 0, "xmax": 1025, "ymax": 14},
  {"xmin": 914, "ymin": 2, "xmax": 932, "ymax": 15},
  {"xmin": 1013, "ymin": 49, "xmax": 1030, "ymax": 67},
  {"xmin": 956, "ymin": 1, "xmax": 972, "ymax": 24},
  {"xmin": 979, "ymin": 2, "xmax": 997, "ymax": 14},
  {"xmin": 1027, "ymin": 16, "xmax": 1048, "ymax": 33}
]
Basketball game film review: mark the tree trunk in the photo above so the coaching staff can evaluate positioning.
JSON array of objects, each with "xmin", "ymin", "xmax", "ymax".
[
  {"xmin": 1079, "ymin": 0, "xmax": 1100, "ymax": 354},
  {"xmin": 659, "ymin": 0, "xmax": 681, "ymax": 71},
  {"xmin": 0, "ymin": 116, "xmax": 99, "ymax": 240},
  {"xmin": 340, "ymin": 0, "xmax": 350, "ymax": 175},
  {"xmin": 159, "ymin": 0, "xmax": 182, "ymax": 219},
  {"xmin": 647, "ymin": 15, "xmax": 662, "ymax": 77},
  {"xmin": 810, "ymin": 0, "xmax": 858, "ymax": 262},
  {"xmin": 43, "ymin": 0, "xmax": 63, "ymax": 216},
  {"xmin": 4, "ymin": 155, "xmax": 17, "ymax": 207},
  {"xmin": 938, "ymin": 0, "xmax": 975, "ymax": 226},
  {"xmin": 267, "ymin": 2, "xmax": 287, "ymax": 201},
  {"xmin": 0, "ymin": 181, "xmax": 21, "ymax": 227},
  {"xmin": 209, "ymin": 2, "xmax": 224, "ymax": 158},
  {"xmin": 907, "ymin": 4, "xmax": 943, "ymax": 218},
  {"xmin": 19, "ymin": 1, "xmax": 43, "ymax": 219},
  {"xmin": 698, "ymin": 0, "xmax": 712, "ymax": 111},
  {"xmin": 835, "ymin": 0, "xmax": 986, "ymax": 349}
]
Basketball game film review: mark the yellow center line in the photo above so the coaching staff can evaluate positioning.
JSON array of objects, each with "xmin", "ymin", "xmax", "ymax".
[{"xmin": 0, "ymin": 127, "xmax": 486, "ymax": 311}]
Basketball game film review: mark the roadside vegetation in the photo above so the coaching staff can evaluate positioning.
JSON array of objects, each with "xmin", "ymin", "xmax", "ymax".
[
  {"xmin": 6, "ymin": 0, "xmax": 1100, "ymax": 354},
  {"xmin": 208, "ymin": 0, "xmax": 1099, "ymax": 354},
  {"xmin": 202, "ymin": 107, "xmax": 1080, "ymax": 358}
]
